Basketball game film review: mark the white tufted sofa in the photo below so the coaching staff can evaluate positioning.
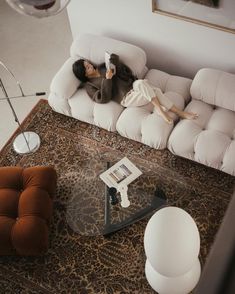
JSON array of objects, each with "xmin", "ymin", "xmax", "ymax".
[
  {"xmin": 48, "ymin": 34, "xmax": 235, "ymax": 176},
  {"xmin": 49, "ymin": 33, "xmax": 191, "ymax": 146}
]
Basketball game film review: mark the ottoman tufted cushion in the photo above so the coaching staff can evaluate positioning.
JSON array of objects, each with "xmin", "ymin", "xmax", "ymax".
[
  {"xmin": 168, "ymin": 100, "xmax": 235, "ymax": 176},
  {"xmin": 0, "ymin": 166, "xmax": 57, "ymax": 255},
  {"xmin": 116, "ymin": 69, "xmax": 192, "ymax": 149}
]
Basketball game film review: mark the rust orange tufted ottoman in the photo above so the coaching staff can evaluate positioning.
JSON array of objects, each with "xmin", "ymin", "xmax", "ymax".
[{"xmin": 0, "ymin": 166, "xmax": 57, "ymax": 255}]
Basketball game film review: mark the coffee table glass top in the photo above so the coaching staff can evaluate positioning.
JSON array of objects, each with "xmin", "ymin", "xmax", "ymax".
[{"xmin": 66, "ymin": 151, "xmax": 167, "ymax": 236}]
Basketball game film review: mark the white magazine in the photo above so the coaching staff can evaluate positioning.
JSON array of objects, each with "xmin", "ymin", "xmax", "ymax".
[
  {"xmin": 99, "ymin": 157, "xmax": 142, "ymax": 189},
  {"xmin": 105, "ymin": 51, "xmax": 116, "ymax": 74}
]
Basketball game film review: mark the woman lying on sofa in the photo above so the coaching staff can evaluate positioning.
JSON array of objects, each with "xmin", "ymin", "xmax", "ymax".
[{"xmin": 72, "ymin": 55, "xmax": 197, "ymax": 124}]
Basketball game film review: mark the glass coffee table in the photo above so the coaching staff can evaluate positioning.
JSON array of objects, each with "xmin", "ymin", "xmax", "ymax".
[{"xmin": 66, "ymin": 151, "xmax": 167, "ymax": 236}]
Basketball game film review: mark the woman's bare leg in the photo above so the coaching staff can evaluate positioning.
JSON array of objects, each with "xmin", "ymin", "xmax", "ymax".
[
  {"xmin": 169, "ymin": 105, "xmax": 198, "ymax": 120},
  {"xmin": 151, "ymin": 97, "xmax": 173, "ymax": 124}
]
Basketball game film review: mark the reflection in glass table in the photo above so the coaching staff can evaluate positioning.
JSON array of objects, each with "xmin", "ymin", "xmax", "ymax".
[{"xmin": 66, "ymin": 153, "xmax": 167, "ymax": 236}]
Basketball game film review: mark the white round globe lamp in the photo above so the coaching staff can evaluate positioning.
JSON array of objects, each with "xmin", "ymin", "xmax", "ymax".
[
  {"xmin": 145, "ymin": 259, "xmax": 201, "ymax": 294},
  {"xmin": 6, "ymin": 0, "xmax": 70, "ymax": 18},
  {"xmin": 144, "ymin": 207, "xmax": 201, "ymax": 294}
]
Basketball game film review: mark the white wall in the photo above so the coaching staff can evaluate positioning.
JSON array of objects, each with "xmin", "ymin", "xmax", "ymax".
[{"xmin": 67, "ymin": 0, "xmax": 235, "ymax": 78}]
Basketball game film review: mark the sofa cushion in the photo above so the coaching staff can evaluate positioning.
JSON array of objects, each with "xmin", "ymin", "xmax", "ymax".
[
  {"xmin": 190, "ymin": 68, "xmax": 235, "ymax": 112},
  {"xmin": 50, "ymin": 57, "xmax": 80, "ymax": 100},
  {"xmin": 69, "ymin": 89, "xmax": 124, "ymax": 132},
  {"xmin": 168, "ymin": 100, "xmax": 235, "ymax": 176},
  {"xmin": 116, "ymin": 104, "xmax": 175, "ymax": 149},
  {"xmin": 116, "ymin": 69, "xmax": 192, "ymax": 149},
  {"xmin": 48, "ymin": 92, "xmax": 72, "ymax": 116},
  {"xmin": 145, "ymin": 69, "xmax": 192, "ymax": 104},
  {"xmin": 70, "ymin": 33, "xmax": 147, "ymax": 78}
]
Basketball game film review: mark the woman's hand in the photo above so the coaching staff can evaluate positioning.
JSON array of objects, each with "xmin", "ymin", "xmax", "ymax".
[{"xmin": 106, "ymin": 69, "xmax": 114, "ymax": 79}]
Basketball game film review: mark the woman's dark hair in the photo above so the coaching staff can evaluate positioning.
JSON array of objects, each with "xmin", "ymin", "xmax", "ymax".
[{"xmin": 72, "ymin": 59, "xmax": 88, "ymax": 83}]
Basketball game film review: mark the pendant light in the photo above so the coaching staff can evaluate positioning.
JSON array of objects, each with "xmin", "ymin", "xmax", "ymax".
[{"xmin": 5, "ymin": 0, "xmax": 70, "ymax": 18}]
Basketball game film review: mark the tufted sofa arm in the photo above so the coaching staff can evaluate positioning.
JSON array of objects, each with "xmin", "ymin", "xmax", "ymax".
[
  {"xmin": 48, "ymin": 57, "xmax": 80, "ymax": 116},
  {"xmin": 0, "ymin": 166, "xmax": 57, "ymax": 255},
  {"xmin": 168, "ymin": 68, "xmax": 235, "ymax": 176},
  {"xmin": 190, "ymin": 68, "xmax": 235, "ymax": 111}
]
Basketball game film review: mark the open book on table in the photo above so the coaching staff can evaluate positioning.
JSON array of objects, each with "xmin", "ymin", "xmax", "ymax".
[{"xmin": 99, "ymin": 157, "xmax": 142, "ymax": 190}]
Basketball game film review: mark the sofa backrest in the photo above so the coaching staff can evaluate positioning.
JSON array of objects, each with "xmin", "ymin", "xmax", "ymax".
[
  {"xmin": 70, "ymin": 33, "xmax": 147, "ymax": 78},
  {"xmin": 190, "ymin": 68, "xmax": 235, "ymax": 112}
]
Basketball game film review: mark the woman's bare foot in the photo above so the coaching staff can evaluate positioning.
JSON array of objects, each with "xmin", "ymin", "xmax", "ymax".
[
  {"xmin": 169, "ymin": 106, "xmax": 198, "ymax": 121},
  {"xmin": 179, "ymin": 111, "xmax": 198, "ymax": 120}
]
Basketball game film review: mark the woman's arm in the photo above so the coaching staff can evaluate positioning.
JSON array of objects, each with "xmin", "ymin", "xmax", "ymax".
[
  {"xmin": 99, "ymin": 78, "xmax": 112, "ymax": 103},
  {"xmin": 99, "ymin": 68, "xmax": 115, "ymax": 101},
  {"xmin": 85, "ymin": 69, "xmax": 114, "ymax": 103}
]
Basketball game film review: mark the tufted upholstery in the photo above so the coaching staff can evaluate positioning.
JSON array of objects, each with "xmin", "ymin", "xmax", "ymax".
[
  {"xmin": 70, "ymin": 34, "xmax": 147, "ymax": 79},
  {"xmin": 48, "ymin": 33, "xmax": 192, "ymax": 141},
  {"xmin": 48, "ymin": 34, "xmax": 235, "ymax": 176},
  {"xmin": 68, "ymin": 89, "xmax": 124, "ymax": 132},
  {"xmin": 49, "ymin": 33, "xmax": 147, "ymax": 131},
  {"xmin": 116, "ymin": 69, "xmax": 192, "ymax": 149},
  {"xmin": 0, "ymin": 166, "xmax": 57, "ymax": 255},
  {"xmin": 168, "ymin": 69, "xmax": 235, "ymax": 176},
  {"xmin": 190, "ymin": 68, "xmax": 235, "ymax": 112}
]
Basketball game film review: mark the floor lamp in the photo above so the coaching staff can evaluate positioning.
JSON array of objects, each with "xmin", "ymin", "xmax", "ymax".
[{"xmin": 0, "ymin": 61, "xmax": 45, "ymax": 154}]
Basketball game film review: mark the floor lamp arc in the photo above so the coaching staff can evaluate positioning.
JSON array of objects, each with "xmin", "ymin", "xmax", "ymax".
[{"xmin": 0, "ymin": 61, "xmax": 45, "ymax": 154}]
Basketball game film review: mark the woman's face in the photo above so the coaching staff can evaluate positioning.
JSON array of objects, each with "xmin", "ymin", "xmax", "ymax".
[{"xmin": 84, "ymin": 61, "xmax": 96, "ymax": 77}]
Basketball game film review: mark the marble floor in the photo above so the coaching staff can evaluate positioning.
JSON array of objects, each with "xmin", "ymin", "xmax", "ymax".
[{"xmin": 0, "ymin": 1, "xmax": 72, "ymax": 150}]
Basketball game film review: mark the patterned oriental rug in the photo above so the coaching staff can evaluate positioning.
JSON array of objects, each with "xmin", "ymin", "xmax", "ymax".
[{"xmin": 0, "ymin": 99, "xmax": 234, "ymax": 294}]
